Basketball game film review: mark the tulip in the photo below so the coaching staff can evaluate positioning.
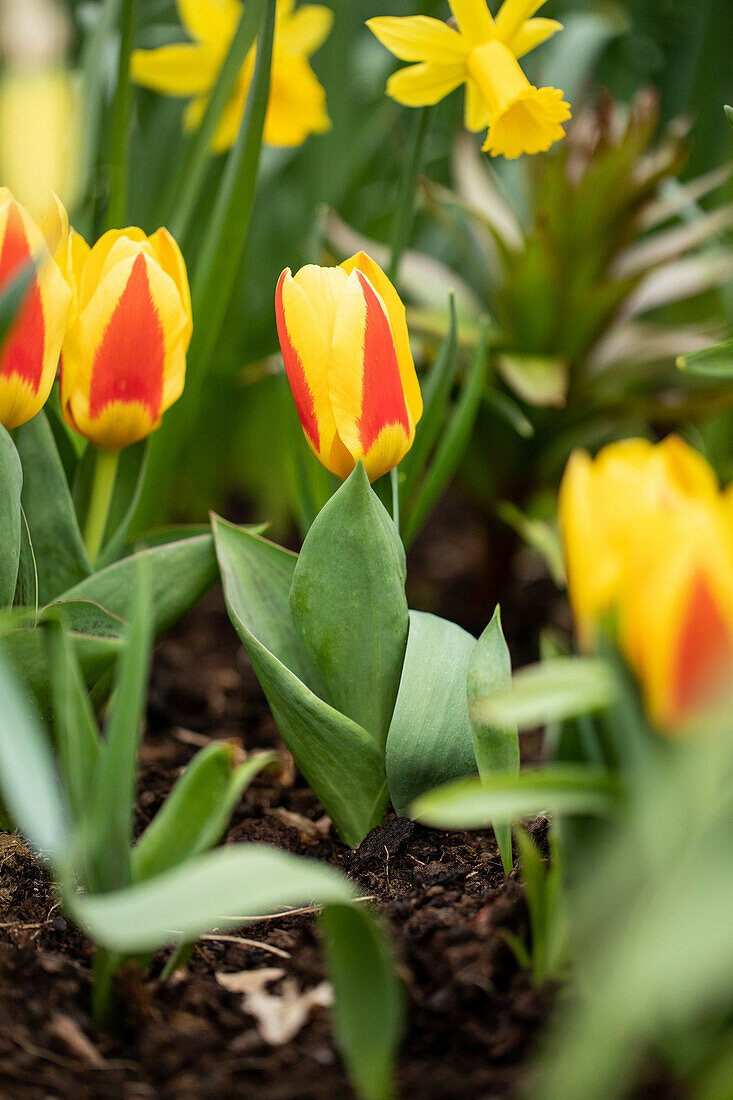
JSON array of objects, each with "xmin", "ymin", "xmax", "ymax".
[
  {"xmin": 275, "ymin": 252, "xmax": 422, "ymax": 482},
  {"xmin": 61, "ymin": 227, "xmax": 192, "ymax": 451},
  {"xmin": 368, "ymin": 0, "xmax": 571, "ymax": 159},
  {"xmin": 559, "ymin": 436, "xmax": 733, "ymax": 729},
  {"xmin": 0, "ymin": 188, "xmax": 71, "ymax": 430}
]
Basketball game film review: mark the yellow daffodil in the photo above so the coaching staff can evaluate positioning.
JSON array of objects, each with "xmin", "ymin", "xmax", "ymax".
[
  {"xmin": 368, "ymin": 0, "xmax": 570, "ymax": 158},
  {"xmin": 131, "ymin": 0, "xmax": 333, "ymax": 153},
  {"xmin": 559, "ymin": 437, "xmax": 733, "ymax": 731}
]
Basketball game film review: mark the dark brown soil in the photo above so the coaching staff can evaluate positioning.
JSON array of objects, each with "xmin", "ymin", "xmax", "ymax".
[{"xmin": 0, "ymin": 584, "xmax": 559, "ymax": 1100}]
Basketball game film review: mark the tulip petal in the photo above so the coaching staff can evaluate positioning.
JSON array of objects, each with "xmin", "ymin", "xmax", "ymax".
[
  {"xmin": 279, "ymin": 5, "xmax": 334, "ymax": 56},
  {"xmin": 340, "ymin": 252, "xmax": 422, "ymax": 429},
  {"xmin": 131, "ymin": 44, "xmax": 219, "ymax": 96},
  {"xmin": 448, "ymin": 0, "xmax": 495, "ymax": 43},
  {"xmin": 510, "ymin": 17, "xmax": 563, "ymax": 58},
  {"xmin": 494, "ymin": 0, "xmax": 548, "ymax": 41},
  {"xmin": 149, "ymin": 227, "xmax": 193, "ymax": 349},
  {"xmin": 367, "ymin": 16, "xmax": 468, "ymax": 63},
  {"xmin": 386, "ymin": 61, "xmax": 466, "ymax": 107},
  {"xmin": 176, "ymin": 0, "xmax": 240, "ymax": 47},
  {"xmin": 672, "ymin": 572, "xmax": 733, "ymax": 721}
]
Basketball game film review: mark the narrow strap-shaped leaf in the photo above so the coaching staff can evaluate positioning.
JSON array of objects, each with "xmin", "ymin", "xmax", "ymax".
[
  {"xmin": 0, "ymin": 425, "xmax": 22, "ymax": 609},
  {"xmin": 473, "ymin": 656, "xmax": 618, "ymax": 732}
]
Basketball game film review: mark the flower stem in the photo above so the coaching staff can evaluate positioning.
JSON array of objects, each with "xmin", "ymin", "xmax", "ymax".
[
  {"xmin": 106, "ymin": 0, "xmax": 137, "ymax": 230},
  {"xmin": 387, "ymin": 106, "xmax": 431, "ymax": 284},
  {"xmin": 84, "ymin": 448, "xmax": 120, "ymax": 565},
  {"xmin": 390, "ymin": 466, "xmax": 400, "ymax": 532}
]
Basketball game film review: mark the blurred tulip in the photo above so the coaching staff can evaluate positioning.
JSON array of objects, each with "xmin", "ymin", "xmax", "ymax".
[
  {"xmin": 61, "ymin": 227, "xmax": 192, "ymax": 450},
  {"xmin": 275, "ymin": 251, "xmax": 422, "ymax": 481},
  {"xmin": 0, "ymin": 187, "xmax": 71, "ymax": 430},
  {"xmin": 368, "ymin": 0, "xmax": 570, "ymax": 158},
  {"xmin": 132, "ymin": 0, "xmax": 333, "ymax": 152},
  {"xmin": 559, "ymin": 437, "xmax": 733, "ymax": 729}
]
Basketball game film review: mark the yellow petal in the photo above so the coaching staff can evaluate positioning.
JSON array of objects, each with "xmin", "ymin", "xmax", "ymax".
[
  {"xmin": 279, "ymin": 5, "xmax": 334, "ymax": 56},
  {"xmin": 464, "ymin": 76, "xmax": 491, "ymax": 130},
  {"xmin": 386, "ymin": 61, "xmax": 465, "ymax": 107},
  {"xmin": 149, "ymin": 227, "xmax": 193, "ymax": 350},
  {"xmin": 131, "ymin": 44, "xmax": 219, "ymax": 96},
  {"xmin": 79, "ymin": 228, "xmax": 149, "ymax": 311},
  {"xmin": 448, "ymin": 1, "xmax": 495, "ymax": 44},
  {"xmin": 510, "ymin": 16, "xmax": 563, "ymax": 58},
  {"xmin": 494, "ymin": 0, "xmax": 548, "ymax": 42},
  {"xmin": 367, "ymin": 16, "xmax": 468, "ymax": 63},
  {"xmin": 340, "ymin": 251, "xmax": 422, "ymax": 429},
  {"xmin": 176, "ymin": 0, "xmax": 240, "ymax": 47},
  {"xmin": 482, "ymin": 85, "xmax": 571, "ymax": 158},
  {"xmin": 264, "ymin": 56, "xmax": 330, "ymax": 146}
]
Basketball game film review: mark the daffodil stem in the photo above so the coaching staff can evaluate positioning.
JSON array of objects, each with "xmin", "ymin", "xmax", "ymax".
[
  {"xmin": 84, "ymin": 448, "xmax": 120, "ymax": 565},
  {"xmin": 387, "ymin": 106, "xmax": 431, "ymax": 285},
  {"xmin": 390, "ymin": 467, "xmax": 400, "ymax": 532},
  {"xmin": 106, "ymin": 0, "xmax": 137, "ymax": 230}
]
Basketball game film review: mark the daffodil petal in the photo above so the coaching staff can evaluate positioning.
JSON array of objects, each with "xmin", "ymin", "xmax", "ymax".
[
  {"xmin": 386, "ymin": 62, "xmax": 465, "ymax": 107},
  {"xmin": 494, "ymin": 0, "xmax": 548, "ymax": 41},
  {"xmin": 131, "ymin": 43, "xmax": 219, "ymax": 96},
  {"xmin": 279, "ymin": 4, "xmax": 334, "ymax": 56},
  {"xmin": 264, "ymin": 56, "xmax": 330, "ymax": 146},
  {"xmin": 448, "ymin": 0, "xmax": 495, "ymax": 44},
  {"xmin": 482, "ymin": 86, "xmax": 571, "ymax": 158},
  {"xmin": 367, "ymin": 16, "xmax": 468, "ymax": 63},
  {"xmin": 176, "ymin": 0, "xmax": 240, "ymax": 47},
  {"xmin": 464, "ymin": 76, "xmax": 491, "ymax": 130},
  {"xmin": 510, "ymin": 16, "xmax": 563, "ymax": 58}
]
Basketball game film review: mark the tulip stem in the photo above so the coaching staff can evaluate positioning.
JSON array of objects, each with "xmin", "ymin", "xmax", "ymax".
[
  {"xmin": 390, "ymin": 467, "xmax": 400, "ymax": 533},
  {"xmin": 106, "ymin": 0, "xmax": 137, "ymax": 230},
  {"xmin": 387, "ymin": 106, "xmax": 431, "ymax": 285},
  {"xmin": 84, "ymin": 448, "xmax": 120, "ymax": 565}
]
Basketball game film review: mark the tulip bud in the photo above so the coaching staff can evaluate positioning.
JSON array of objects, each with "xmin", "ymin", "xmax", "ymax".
[
  {"xmin": 61, "ymin": 227, "xmax": 192, "ymax": 450},
  {"xmin": 0, "ymin": 186, "xmax": 71, "ymax": 429},
  {"xmin": 275, "ymin": 251, "xmax": 422, "ymax": 481}
]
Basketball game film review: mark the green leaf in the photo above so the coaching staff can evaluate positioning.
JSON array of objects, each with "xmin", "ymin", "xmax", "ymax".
[
  {"xmin": 386, "ymin": 611, "xmax": 477, "ymax": 817},
  {"xmin": 726, "ymin": 105, "xmax": 733, "ymax": 129},
  {"xmin": 14, "ymin": 505, "xmax": 38, "ymax": 613},
  {"xmin": 68, "ymin": 844, "xmax": 359, "ymax": 953},
  {"xmin": 320, "ymin": 905, "xmax": 405, "ymax": 1100},
  {"xmin": 483, "ymin": 386, "xmax": 535, "ymax": 439},
  {"xmin": 0, "ymin": 425, "xmax": 22, "ymax": 609},
  {"xmin": 87, "ymin": 562, "xmax": 153, "ymax": 893},
  {"xmin": 496, "ymin": 502, "xmax": 566, "ymax": 587},
  {"xmin": 473, "ymin": 657, "xmax": 618, "ymax": 731},
  {"xmin": 213, "ymin": 516, "xmax": 388, "ymax": 847},
  {"xmin": 677, "ymin": 337, "xmax": 733, "ymax": 377},
  {"xmin": 132, "ymin": 745, "xmax": 277, "ymax": 882},
  {"xmin": 497, "ymin": 354, "xmax": 568, "ymax": 408},
  {"xmin": 290, "ymin": 464, "xmax": 408, "ymax": 748},
  {"xmin": 2, "ymin": 626, "xmax": 122, "ymax": 712},
  {"xmin": 467, "ymin": 607, "xmax": 519, "ymax": 874},
  {"xmin": 44, "ymin": 619, "xmax": 100, "ymax": 823},
  {"xmin": 14, "ymin": 412, "xmax": 91, "ymax": 605},
  {"xmin": 411, "ymin": 767, "xmax": 618, "ymax": 829},
  {"xmin": 73, "ymin": 439, "xmax": 148, "ymax": 568},
  {"xmin": 0, "ymin": 644, "xmax": 68, "ymax": 857}
]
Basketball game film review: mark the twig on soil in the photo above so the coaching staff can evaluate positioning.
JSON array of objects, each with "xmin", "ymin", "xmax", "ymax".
[{"xmin": 199, "ymin": 935, "xmax": 291, "ymax": 959}]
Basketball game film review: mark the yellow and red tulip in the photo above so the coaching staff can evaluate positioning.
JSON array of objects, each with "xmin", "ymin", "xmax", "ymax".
[
  {"xmin": 275, "ymin": 252, "xmax": 422, "ymax": 482},
  {"xmin": 559, "ymin": 436, "xmax": 733, "ymax": 730},
  {"xmin": 60, "ymin": 227, "xmax": 192, "ymax": 451},
  {"xmin": 0, "ymin": 188, "xmax": 71, "ymax": 431}
]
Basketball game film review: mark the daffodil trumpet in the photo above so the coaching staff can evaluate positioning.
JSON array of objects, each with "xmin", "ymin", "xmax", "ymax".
[{"xmin": 368, "ymin": 0, "xmax": 571, "ymax": 159}]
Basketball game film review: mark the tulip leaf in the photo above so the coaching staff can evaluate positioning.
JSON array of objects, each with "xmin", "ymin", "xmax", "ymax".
[
  {"xmin": 386, "ymin": 611, "xmax": 477, "ymax": 817},
  {"xmin": 73, "ymin": 439, "xmax": 149, "ymax": 567},
  {"xmin": 2, "ymin": 626, "xmax": 122, "ymax": 713},
  {"xmin": 213, "ymin": 515, "xmax": 388, "ymax": 848},
  {"xmin": 68, "ymin": 844, "xmax": 359, "ymax": 954},
  {"xmin": 131, "ymin": 745, "xmax": 277, "ymax": 883},
  {"xmin": 0, "ymin": 425, "xmax": 22, "ymax": 610},
  {"xmin": 290, "ymin": 463, "xmax": 408, "ymax": 749},
  {"xmin": 320, "ymin": 904, "xmax": 405, "ymax": 1100},
  {"xmin": 467, "ymin": 607, "xmax": 519, "ymax": 875},
  {"xmin": 13, "ymin": 505, "xmax": 38, "ymax": 613},
  {"xmin": 14, "ymin": 411, "xmax": 92, "ymax": 605},
  {"xmin": 411, "ymin": 767, "xmax": 618, "ymax": 829},
  {"xmin": 474, "ymin": 657, "xmax": 618, "ymax": 731}
]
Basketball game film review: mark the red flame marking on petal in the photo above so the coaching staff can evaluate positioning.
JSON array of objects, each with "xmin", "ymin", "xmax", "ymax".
[
  {"xmin": 673, "ymin": 572, "xmax": 733, "ymax": 719},
  {"xmin": 0, "ymin": 204, "xmax": 46, "ymax": 393},
  {"xmin": 275, "ymin": 270, "xmax": 320, "ymax": 450},
  {"xmin": 355, "ymin": 271, "xmax": 409, "ymax": 453}
]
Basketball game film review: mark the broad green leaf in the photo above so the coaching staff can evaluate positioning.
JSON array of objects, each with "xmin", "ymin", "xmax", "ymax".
[
  {"xmin": 497, "ymin": 354, "xmax": 568, "ymax": 408},
  {"xmin": 677, "ymin": 337, "xmax": 733, "ymax": 377},
  {"xmin": 44, "ymin": 619, "xmax": 100, "ymax": 822},
  {"xmin": 474, "ymin": 657, "xmax": 618, "ymax": 731},
  {"xmin": 132, "ymin": 745, "xmax": 277, "ymax": 882},
  {"xmin": 213, "ymin": 516, "xmax": 388, "ymax": 848},
  {"xmin": 0, "ymin": 425, "xmax": 22, "ymax": 609},
  {"xmin": 411, "ymin": 767, "xmax": 618, "ymax": 829},
  {"xmin": 49, "ymin": 533, "xmax": 218, "ymax": 633},
  {"xmin": 87, "ymin": 564, "xmax": 153, "ymax": 893},
  {"xmin": 73, "ymin": 439, "xmax": 148, "ymax": 567},
  {"xmin": 290, "ymin": 464, "xmax": 408, "ymax": 748},
  {"xmin": 14, "ymin": 505, "xmax": 38, "ymax": 613},
  {"xmin": 41, "ymin": 599, "xmax": 127, "ymax": 639},
  {"xmin": 3, "ymin": 626, "xmax": 122, "ymax": 712},
  {"xmin": 0, "ymin": 645, "xmax": 68, "ymax": 857},
  {"xmin": 467, "ymin": 607, "xmax": 519, "ymax": 874},
  {"xmin": 68, "ymin": 844, "xmax": 359, "ymax": 953},
  {"xmin": 386, "ymin": 611, "xmax": 477, "ymax": 817},
  {"xmin": 320, "ymin": 905, "xmax": 405, "ymax": 1100},
  {"xmin": 14, "ymin": 412, "xmax": 91, "ymax": 604}
]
